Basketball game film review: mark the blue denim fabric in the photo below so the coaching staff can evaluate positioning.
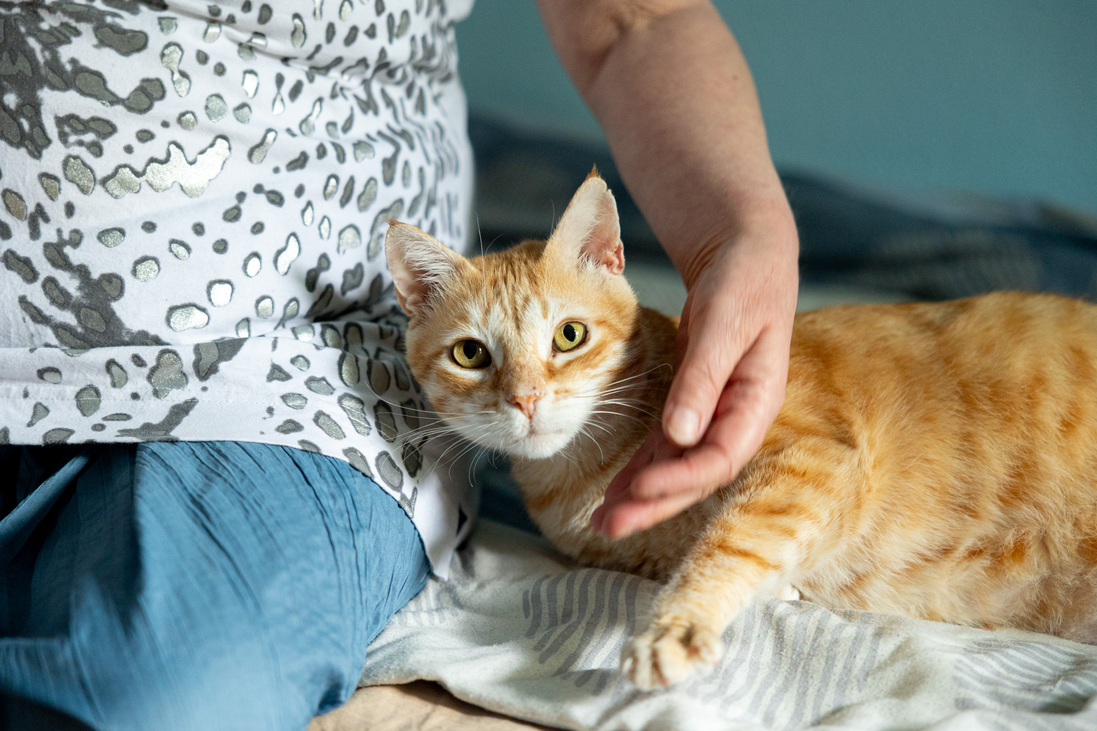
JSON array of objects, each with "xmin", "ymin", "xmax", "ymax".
[{"xmin": 0, "ymin": 441, "xmax": 430, "ymax": 730}]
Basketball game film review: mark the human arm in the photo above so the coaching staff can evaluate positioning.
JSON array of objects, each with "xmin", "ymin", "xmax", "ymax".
[{"xmin": 536, "ymin": 0, "xmax": 800, "ymax": 537}]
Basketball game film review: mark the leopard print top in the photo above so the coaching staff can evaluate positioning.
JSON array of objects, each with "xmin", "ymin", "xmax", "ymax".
[{"xmin": 0, "ymin": 0, "xmax": 476, "ymax": 574}]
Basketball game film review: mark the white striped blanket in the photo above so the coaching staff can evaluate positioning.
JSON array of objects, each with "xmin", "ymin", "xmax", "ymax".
[{"xmin": 360, "ymin": 520, "xmax": 1097, "ymax": 730}]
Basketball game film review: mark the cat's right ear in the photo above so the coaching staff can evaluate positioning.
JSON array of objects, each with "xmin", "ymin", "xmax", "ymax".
[{"xmin": 385, "ymin": 221, "xmax": 469, "ymax": 318}]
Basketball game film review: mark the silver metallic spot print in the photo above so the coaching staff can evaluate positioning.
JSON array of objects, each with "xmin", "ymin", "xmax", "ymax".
[
  {"xmin": 275, "ymin": 234, "xmax": 300, "ymax": 275},
  {"xmin": 305, "ymin": 376, "xmax": 334, "ymax": 395},
  {"xmin": 281, "ymin": 393, "xmax": 307, "ymax": 409},
  {"xmin": 291, "ymin": 14, "xmax": 306, "ymax": 46},
  {"xmin": 374, "ymin": 401, "xmax": 397, "ymax": 441},
  {"xmin": 368, "ymin": 359, "xmax": 390, "ymax": 394},
  {"xmin": 313, "ymin": 410, "xmax": 345, "ymax": 439},
  {"xmin": 149, "ymin": 350, "xmax": 188, "ymax": 398},
  {"xmin": 338, "ymin": 352, "xmax": 358, "ymax": 386},
  {"xmin": 38, "ymin": 173, "xmax": 61, "ymax": 201},
  {"xmin": 133, "ymin": 256, "xmax": 160, "ymax": 281},
  {"xmin": 167, "ymin": 304, "xmax": 210, "ymax": 331},
  {"xmin": 207, "ymin": 280, "xmax": 233, "ymax": 306},
  {"xmin": 255, "ymin": 296, "xmax": 274, "ymax": 318},
  {"xmin": 375, "ymin": 451, "xmax": 403, "ymax": 490},
  {"xmin": 205, "ymin": 94, "xmax": 228, "ymax": 121},
  {"xmin": 37, "ymin": 368, "xmax": 62, "ymax": 384},
  {"xmin": 105, "ymin": 137, "xmax": 231, "ymax": 198},
  {"xmin": 242, "ymin": 70, "xmax": 259, "ymax": 98},
  {"xmin": 279, "ymin": 298, "xmax": 299, "ymax": 324},
  {"xmin": 337, "ymin": 224, "xmax": 361, "ymax": 254},
  {"xmin": 3, "ymin": 189, "xmax": 27, "ymax": 220},
  {"xmin": 299, "ymin": 98, "xmax": 322, "ymax": 135},
  {"xmin": 160, "ymin": 43, "xmax": 191, "ymax": 97},
  {"xmin": 75, "ymin": 385, "xmax": 102, "ymax": 416},
  {"xmin": 338, "ymin": 393, "xmax": 371, "ymax": 436},
  {"xmin": 63, "ymin": 155, "xmax": 96, "ymax": 195},
  {"xmin": 97, "ymin": 228, "xmax": 125, "ymax": 247},
  {"xmin": 169, "ymin": 240, "xmax": 191, "ymax": 260},
  {"xmin": 28, "ymin": 402, "xmax": 50, "ymax": 428},
  {"xmin": 248, "ymin": 129, "xmax": 277, "ymax": 164},
  {"xmin": 106, "ymin": 360, "xmax": 128, "ymax": 388}
]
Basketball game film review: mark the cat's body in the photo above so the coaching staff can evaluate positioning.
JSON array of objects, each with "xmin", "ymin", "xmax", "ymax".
[{"xmin": 386, "ymin": 173, "xmax": 1097, "ymax": 689}]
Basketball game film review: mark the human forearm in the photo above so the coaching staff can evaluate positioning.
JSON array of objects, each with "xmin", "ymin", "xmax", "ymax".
[
  {"xmin": 539, "ymin": 0, "xmax": 798, "ymax": 537},
  {"xmin": 538, "ymin": 0, "xmax": 797, "ymax": 285}
]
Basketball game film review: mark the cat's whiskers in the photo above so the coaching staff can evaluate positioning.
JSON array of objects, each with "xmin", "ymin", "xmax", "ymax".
[
  {"xmin": 595, "ymin": 394, "xmax": 658, "ymax": 411},
  {"xmin": 571, "ymin": 422, "xmax": 608, "ymax": 465},
  {"xmin": 400, "ymin": 413, "xmax": 483, "ymax": 439},
  {"xmin": 581, "ymin": 416, "xmax": 616, "ymax": 438},
  {"xmin": 385, "ymin": 400, "xmax": 494, "ymax": 420},
  {"xmin": 417, "ymin": 421, "xmax": 498, "ymax": 483},
  {"xmin": 445, "ymin": 432, "xmax": 498, "ymax": 483},
  {"xmin": 600, "ymin": 363, "xmax": 673, "ymax": 392},
  {"xmin": 398, "ymin": 411, "xmax": 504, "ymax": 473},
  {"xmin": 591, "ymin": 401, "xmax": 660, "ymax": 422},
  {"xmin": 465, "ymin": 444, "xmax": 493, "ymax": 487},
  {"xmin": 549, "ymin": 442, "xmax": 580, "ymax": 472},
  {"xmin": 402, "ymin": 427, "xmax": 462, "ymax": 446},
  {"xmin": 476, "ymin": 213, "xmax": 485, "ymax": 259},
  {"xmin": 414, "ymin": 412, "xmax": 494, "ymax": 439}
]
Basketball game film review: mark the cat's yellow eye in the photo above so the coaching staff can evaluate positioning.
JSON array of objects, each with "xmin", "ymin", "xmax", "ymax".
[
  {"xmin": 553, "ymin": 321, "xmax": 587, "ymax": 353},
  {"xmin": 451, "ymin": 339, "xmax": 492, "ymax": 369}
]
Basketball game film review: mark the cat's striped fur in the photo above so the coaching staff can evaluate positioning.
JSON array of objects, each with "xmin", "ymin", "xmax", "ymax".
[{"xmin": 387, "ymin": 172, "xmax": 1097, "ymax": 689}]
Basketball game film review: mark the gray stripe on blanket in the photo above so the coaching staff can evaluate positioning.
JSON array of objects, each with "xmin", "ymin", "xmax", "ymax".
[{"xmin": 362, "ymin": 521, "xmax": 1097, "ymax": 731}]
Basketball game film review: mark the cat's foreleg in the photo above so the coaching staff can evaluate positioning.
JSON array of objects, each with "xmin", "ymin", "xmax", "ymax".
[
  {"xmin": 622, "ymin": 445, "xmax": 856, "ymax": 689},
  {"xmin": 622, "ymin": 520, "xmax": 801, "ymax": 689}
]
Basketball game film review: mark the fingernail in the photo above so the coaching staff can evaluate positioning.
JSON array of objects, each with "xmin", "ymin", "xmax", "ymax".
[{"xmin": 666, "ymin": 407, "xmax": 700, "ymax": 446}]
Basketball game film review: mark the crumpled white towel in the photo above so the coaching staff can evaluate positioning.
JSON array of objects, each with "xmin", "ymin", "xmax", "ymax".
[{"xmin": 361, "ymin": 520, "xmax": 1097, "ymax": 731}]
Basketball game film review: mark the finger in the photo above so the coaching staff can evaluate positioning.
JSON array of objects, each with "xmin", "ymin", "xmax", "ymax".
[
  {"xmin": 633, "ymin": 381, "xmax": 769, "ymax": 499},
  {"xmin": 597, "ymin": 490, "xmax": 705, "ymax": 540},
  {"xmin": 632, "ymin": 327, "xmax": 788, "ymax": 500},
  {"xmin": 604, "ymin": 428, "xmax": 662, "ymax": 502},
  {"xmin": 661, "ymin": 303, "xmax": 749, "ymax": 449},
  {"xmin": 593, "ymin": 427, "xmax": 666, "ymax": 532}
]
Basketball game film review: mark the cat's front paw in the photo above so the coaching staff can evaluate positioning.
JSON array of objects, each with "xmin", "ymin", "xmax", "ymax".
[{"xmin": 621, "ymin": 618, "xmax": 725, "ymax": 690}]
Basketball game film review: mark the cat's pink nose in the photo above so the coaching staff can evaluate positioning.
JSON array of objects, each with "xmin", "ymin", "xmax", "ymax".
[{"xmin": 507, "ymin": 392, "xmax": 541, "ymax": 419}]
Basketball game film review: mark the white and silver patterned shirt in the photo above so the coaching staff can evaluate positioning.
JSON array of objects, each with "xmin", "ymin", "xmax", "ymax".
[{"xmin": 0, "ymin": 0, "xmax": 476, "ymax": 574}]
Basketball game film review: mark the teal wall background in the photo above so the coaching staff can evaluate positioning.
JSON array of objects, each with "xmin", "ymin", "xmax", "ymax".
[{"xmin": 456, "ymin": 1, "xmax": 1097, "ymax": 216}]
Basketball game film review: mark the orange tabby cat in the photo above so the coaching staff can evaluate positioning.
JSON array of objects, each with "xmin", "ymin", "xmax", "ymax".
[{"xmin": 386, "ymin": 172, "xmax": 1097, "ymax": 690}]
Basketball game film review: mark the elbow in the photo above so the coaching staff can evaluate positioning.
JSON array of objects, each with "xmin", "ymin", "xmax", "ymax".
[{"xmin": 541, "ymin": 0, "xmax": 704, "ymax": 96}]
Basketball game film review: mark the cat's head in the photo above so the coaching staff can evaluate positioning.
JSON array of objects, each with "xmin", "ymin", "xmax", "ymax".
[{"xmin": 386, "ymin": 171, "xmax": 641, "ymax": 460}]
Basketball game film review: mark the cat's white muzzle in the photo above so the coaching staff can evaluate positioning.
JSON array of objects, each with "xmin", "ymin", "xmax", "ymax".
[{"xmin": 452, "ymin": 401, "xmax": 586, "ymax": 460}]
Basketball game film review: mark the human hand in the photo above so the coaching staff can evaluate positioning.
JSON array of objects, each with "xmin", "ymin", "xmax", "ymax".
[{"xmin": 591, "ymin": 216, "xmax": 799, "ymax": 538}]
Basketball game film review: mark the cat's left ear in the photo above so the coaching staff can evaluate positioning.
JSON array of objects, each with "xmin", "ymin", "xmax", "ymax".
[
  {"xmin": 549, "ymin": 170, "xmax": 625, "ymax": 275},
  {"xmin": 385, "ymin": 221, "xmax": 470, "ymax": 318}
]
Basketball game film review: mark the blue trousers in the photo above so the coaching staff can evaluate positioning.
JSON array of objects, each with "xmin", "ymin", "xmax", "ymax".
[{"xmin": 0, "ymin": 442, "xmax": 430, "ymax": 730}]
